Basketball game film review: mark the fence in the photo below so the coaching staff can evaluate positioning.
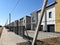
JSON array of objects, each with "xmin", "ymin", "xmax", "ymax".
[{"xmin": 5, "ymin": 26, "xmax": 25, "ymax": 37}]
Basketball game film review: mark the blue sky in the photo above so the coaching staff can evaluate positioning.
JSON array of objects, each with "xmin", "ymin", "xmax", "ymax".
[{"xmin": 0, "ymin": 0, "xmax": 55, "ymax": 26}]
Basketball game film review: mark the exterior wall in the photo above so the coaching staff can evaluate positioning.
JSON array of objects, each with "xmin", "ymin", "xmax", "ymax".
[
  {"xmin": 38, "ymin": 5, "xmax": 55, "ymax": 31},
  {"xmin": 55, "ymin": 0, "xmax": 60, "ymax": 32},
  {"xmin": 20, "ymin": 16, "xmax": 31, "ymax": 30},
  {"xmin": 18, "ymin": 20, "xmax": 20, "ymax": 26},
  {"xmin": 38, "ymin": 11, "xmax": 48, "ymax": 31},
  {"xmin": 26, "ymin": 16, "xmax": 31, "ymax": 30},
  {"xmin": 38, "ymin": 5, "xmax": 55, "ymax": 25},
  {"xmin": 20, "ymin": 18, "xmax": 24, "ymax": 26},
  {"xmin": 31, "ymin": 12, "xmax": 38, "ymax": 30},
  {"xmin": 38, "ymin": 11, "xmax": 45, "ymax": 25},
  {"xmin": 31, "ymin": 5, "xmax": 55, "ymax": 31},
  {"xmin": 46, "ymin": 5, "xmax": 55, "ymax": 25}
]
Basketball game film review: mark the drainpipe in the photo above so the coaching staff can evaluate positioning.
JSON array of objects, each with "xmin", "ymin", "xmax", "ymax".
[{"xmin": 43, "ymin": 10, "xmax": 47, "ymax": 32}]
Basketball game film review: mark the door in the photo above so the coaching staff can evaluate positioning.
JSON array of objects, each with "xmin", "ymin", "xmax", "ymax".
[{"xmin": 47, "ymin": 25, "xmax": 55, "ymax": 32}]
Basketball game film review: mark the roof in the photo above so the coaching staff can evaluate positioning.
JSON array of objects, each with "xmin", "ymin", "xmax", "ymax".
[
  {"xmin": 31, "ymin": 1, "xmax": 56, "ymax": 14},
  {"xmin": 20, "ymin": 15, "xmax": 31, "ymax": 20},
  {"xmin": 26, "ymin": 16, "xmax": 31, "ymax": 18}
]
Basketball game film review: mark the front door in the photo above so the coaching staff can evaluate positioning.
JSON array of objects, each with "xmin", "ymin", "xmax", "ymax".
[{"xmin": 47, "ymin": 25, "xmax": 55, "ymax": 32}]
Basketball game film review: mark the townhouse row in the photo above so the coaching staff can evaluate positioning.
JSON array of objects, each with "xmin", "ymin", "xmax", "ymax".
[
  {"xmin": 5, "ymin": 16, "xmax": 31, "ymax": 32},
  {"xmin": 31, "ymin": 0, "xmax": 60, "ymax": 32},
  {"xmin": 6, "ymin": 0, "xmax": 60, "ymax": 32}
]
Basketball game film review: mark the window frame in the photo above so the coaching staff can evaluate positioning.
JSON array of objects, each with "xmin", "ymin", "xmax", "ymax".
[{"xmin": 49, "ymin": 12, "xmax": 52, "ymax": 18}]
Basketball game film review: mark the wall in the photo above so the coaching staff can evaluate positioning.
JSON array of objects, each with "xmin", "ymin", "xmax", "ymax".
[
  {"xmin": 55, "ymin": 0, "xmax": 60, "ymax": 32},
  {"xmin": 38, "ymin": 5, "xmax": 55, "ymax": 25},
  {"xmin": 26, "ymin": 16, "xmax": 31, "ymax": 30},
  {"xmin": 38, "ymin": 5, "xmax": 55, "ymax": 31},
  {"xmin": 31, "ymin": 12, "xmax": 38, "ymax": 30},
  {"xmin": 46, "ymin": 5, "xmax": 55, "ymax": 25}
]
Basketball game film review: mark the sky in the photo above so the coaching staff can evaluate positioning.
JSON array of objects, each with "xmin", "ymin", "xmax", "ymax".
[{"xmin": 0, "ymin": 0, "xmax": 55, "ymax": 26}]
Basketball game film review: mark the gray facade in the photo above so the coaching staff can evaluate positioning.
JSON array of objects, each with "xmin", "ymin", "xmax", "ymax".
[
  {"xmin": 5, "ymin": 16, "xmax": 31, "ymax": 36},
  {"xmin": 20, "ymin": 16, "xmax": 31, "ymax": 30},
  {"xmin": 31, "ymin": 11, "xmax": 38, "ymax": 30}
]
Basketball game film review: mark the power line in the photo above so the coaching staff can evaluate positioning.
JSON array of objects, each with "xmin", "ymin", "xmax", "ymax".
[
  {"xmin": 8, "ymin": 0, "xmax": 20, "ymax": 24},
  {"xmin": 4, "ymin": 19, "xmax": 8, "ymax": 26},
  {"xmin": 10, "ymin": 0, "xmax": 20, "ymax": 13}
]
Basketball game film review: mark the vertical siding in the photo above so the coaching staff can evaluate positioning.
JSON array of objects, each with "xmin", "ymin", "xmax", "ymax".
[{"xmin": 55, "ymin": 0, "xmax": 60, "ymax": 32}]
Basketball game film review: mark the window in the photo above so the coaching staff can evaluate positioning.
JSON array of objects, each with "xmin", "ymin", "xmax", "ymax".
[
  {"xmin": 32, "ymin": 17, "xmax": 35, "ymax": 22},
  {"xmin": 24, "ymin": 20, "xmax": 25, "ymax": 23},
  {"xmin": 47, "ymin": 25, "xmax": 55, "ymax": 32},
  {"xmin": 49, "ymin": 12, "xmax": 52, "ymax": 18},
  {"xmin": 39, "ymin": 25, "xmax": 43, "ymax": 31}
]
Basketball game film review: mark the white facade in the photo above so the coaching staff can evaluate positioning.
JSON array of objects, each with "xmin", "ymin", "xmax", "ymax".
[
  {"xmin": 46, "ymin": 5, "xmax": 55, "ymax": 25},
  {"xmin": 38, "ymin": 5, "xmax": 55, "ymax": 25},
  {"xmin": 37, "ymin": 5, "xmax": 55, "ymax": 31}
]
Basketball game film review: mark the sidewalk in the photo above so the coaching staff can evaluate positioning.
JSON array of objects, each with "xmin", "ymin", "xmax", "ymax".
[{"xmin": 0, "ymin": 27, "xmax": 27, "ymax": 45}]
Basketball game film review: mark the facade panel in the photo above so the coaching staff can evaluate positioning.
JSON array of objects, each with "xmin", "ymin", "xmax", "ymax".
[{"xmin": 55, "ymin": 0, "xmax": 60, "ymax": 32}]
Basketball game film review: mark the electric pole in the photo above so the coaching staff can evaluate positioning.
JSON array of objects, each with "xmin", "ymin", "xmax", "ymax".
[
  {"xmin": 32, "ymin": 0, "xmax": 48, "ymax": 45},
  {"xmin": 9, "ymin": 13, "xmax": 11, "ymax": 30},
  {"xmin": 9, "ymin": 13, "xmax": 11, "ymax": 24}
]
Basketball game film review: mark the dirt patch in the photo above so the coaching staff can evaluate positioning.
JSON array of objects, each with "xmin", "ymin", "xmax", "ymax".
[
  {"xmin": 0, "ymin": 27, "xmax": 3, "ymax": 37},
  {"xmin": 41, "ymin": 37, "xmax": 60, "ymax": 45},
  {"xmin": 17, "ymin": 37, "xmax": 60, "ymax": 45}
]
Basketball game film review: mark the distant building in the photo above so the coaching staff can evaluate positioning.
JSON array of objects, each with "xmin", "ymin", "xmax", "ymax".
[
  {"xmin": 5, "ymin": 16, "xmax": 31, "ymax": 36},
  {"xmin": 6, "ymin": 16, "xmax": 31, "ymax": 30},
  {"xmin": 31, "ymin": 11, "xmax": 38, "ymax": 30},
  {"xmin": 19, "ymin": 16, "xmax": 31, "ymax": 30}
]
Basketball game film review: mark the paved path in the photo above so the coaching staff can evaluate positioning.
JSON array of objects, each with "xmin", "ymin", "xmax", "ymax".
[
  {"xmin": 25, "ymin": 31, "xmax": 60, "ymax": 40},
  {"xmin": 0, "ymin": 28, "xmax": 60, "ymax": 45},
  {"xmin": 0, "ymin": 27, "xmax": 27, "ymax": 45}
]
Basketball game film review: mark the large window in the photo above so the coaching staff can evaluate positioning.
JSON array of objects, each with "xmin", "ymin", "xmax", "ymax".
[{"xmin": 49, "ymin": 12, "xmax": 52, "ymax": 18}]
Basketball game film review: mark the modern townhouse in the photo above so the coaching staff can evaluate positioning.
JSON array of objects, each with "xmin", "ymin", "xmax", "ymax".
[
  {"xmin": 20, "ymin": 16, "xmax": 31, "ymax": 30},
  {"xmin": 6, "ymin": 15, "xmax": 31, "ymax": 30},
  {"xmin": 5, "ymin": 16, "xmax": 31, "ymax": 35},
  {"xmin": 31, "ymin": 0, "xmax": 60, "ymax": 32}
]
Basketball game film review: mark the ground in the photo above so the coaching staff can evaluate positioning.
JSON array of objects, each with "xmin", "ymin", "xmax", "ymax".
[
  {"xmin": 17, "ymin": 37, "xmax": 60, "ymax": 45},
  {"xmin": 25, "ymin": 31, "xmax": 60, "ymax": 40},
  {"xmin": 0, "ymin": 28, "xmax": 60, "ymax": 45},
  {"xmin": 0, "ymin": 27, "xmax": 27, "ymax": 45}
]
